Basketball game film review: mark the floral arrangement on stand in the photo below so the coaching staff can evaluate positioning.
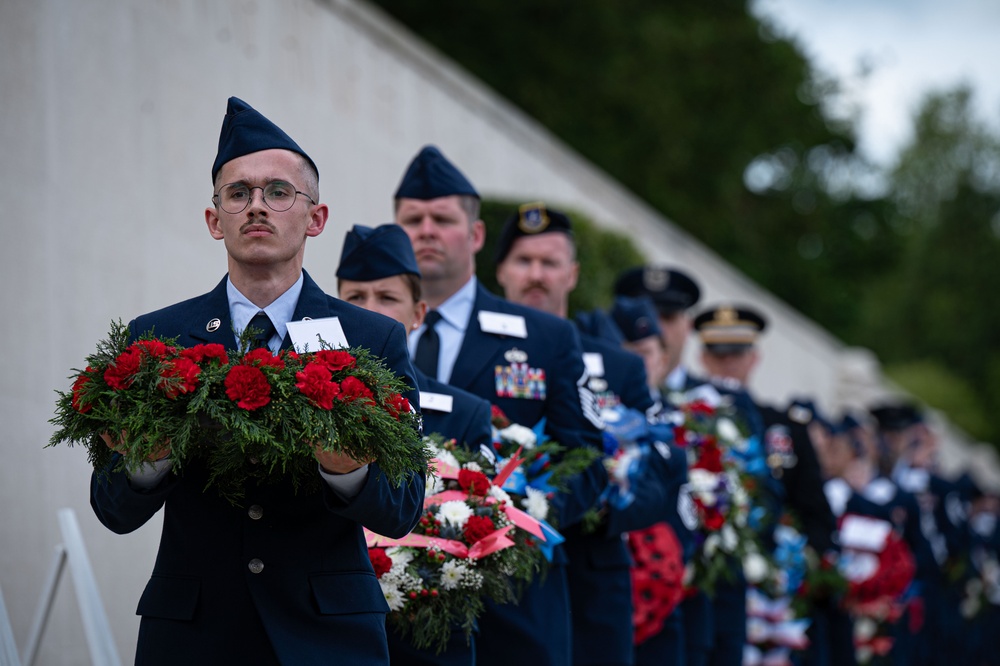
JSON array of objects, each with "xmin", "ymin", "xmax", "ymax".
[
  {"xmin": 664, "ymin": 386, "xmax": 769, "ymax": 597},
  {"xmin": 835, "ymin": 513, "xmax": 916, "ymax": 664},
  {"xmin": 49, "ymin": 321, "xmax": 430, "ymax": 503},
  {"xmin": 366, "ymin": 434, "xmax": 558, "ymax": 653},
  {"xmin": 743, "ymin": 522, "xmax": 813, "ymax": 666}
]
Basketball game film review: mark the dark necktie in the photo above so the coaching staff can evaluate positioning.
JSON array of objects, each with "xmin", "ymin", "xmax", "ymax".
[
  {"xmin": 413, "ymin": 310, "xmax": 442, "ymax": 379},
  {"xmin": 247, "ymin": 311, "xmax": 277, "ymax": 350}
]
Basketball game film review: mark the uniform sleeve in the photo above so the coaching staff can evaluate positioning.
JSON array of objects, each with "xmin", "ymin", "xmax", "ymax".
[
  {"xmin": 90, "ymin": 454, "xmax": 177, "ymax": 534},
  {"xmin": 783, "ymin": 421, "xmax": 838, "ymax": 553}
]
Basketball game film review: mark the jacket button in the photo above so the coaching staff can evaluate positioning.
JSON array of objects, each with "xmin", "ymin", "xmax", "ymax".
[
  {"xmin": 248, "ymin": 504, "xmax": 263, "ymax": 520},
  {"xmin": 248, "ymin": 558, "xmax": 264, "ymax": 574}
]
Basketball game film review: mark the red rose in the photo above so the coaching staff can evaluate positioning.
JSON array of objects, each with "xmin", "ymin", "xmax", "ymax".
[
  {"xmin": 132, "ymin": 339, "xmax": 175, "ymax": 358},
  {"xmin": 243, "ymin": 347, "xmax": 285, "ymax": 370},
  {"xmin": 160, "ymin": 357, "xmax": 201, "ymax": 399},
  {"xmin": 181, "ymin": 343, "xmax": 229, "ymax": 366},
  {"xmin": 337, "ymin": 376, "xmax": 375, "ymax": 405},
  {"xmin": 295, "ymin": 362, "xmax": 341, "ymax": 410},
  {"xmin": 71, "ymin": 367, "xmax": 94, "ymax": 413},
  {"xmin": 314, "ymin": 350, "xmax": 356, "ymax": 372},
  {"xmin": 463, "ymin": 515, "xmax": 496, "ymax": 544},
  {"xmin": 458, "ymin": 468, "xmax": 492, "ymax": 497},
  {"xmin": 490, "ymin": 405, "xmax": 511, "ymax": 428},
  {"xmin": 368, "ymin": 547, "xmax": 393, "ymax": 578},
  {"xmin": 104, "ymin": 348, "xmax": 142, "ymax": 390},
  {"xmin": 384, "ymin": 393, "xmax": 411, "ymax": 420},
  {"xmin": 225, "ymin": 364, "xmax": 271, "ymax": 410}
]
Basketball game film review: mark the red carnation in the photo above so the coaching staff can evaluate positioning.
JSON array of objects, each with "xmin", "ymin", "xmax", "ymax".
[
  {"xmin": 181, "ymin": 343, "xmax": 229, "ymax": 366},
  {"xmin": 337, "ymin": 376, "xmax": 375, "ymax": 405},
  {"xmin": 702, "ymin": 507, "xmax": 725, "ymax": 531},
  {"xmin": 463, "ymin": 515, "xmax": 496, "ymax": 544},
  {"xmin": 71, "ymin": 367, "xmax": 94, "ymax": 413},
  {"xmin": 693, "ymin": 440, "xmax": 724, "ymax": 473},
  {"xmin": 458, "ymin": 468, "xmax": 492, "ymax": 497},
  {"xmin": 384, "ymin": 393, "xmax": 411, "ymax": 420},
  {"xmin": 490, "ymin": 405, "xmax": 511, "ymax": 428},
  {"xmin": 243, "ymin": 347, "xmax": 285, "ymax": 370},
  {"xmin": 368, "ymin": 548, "xmax": 393, "ymax": 578},
  {"xmin": 132, "ymin": 339, "xmax": 174, "ymax": 358},
  {"xmin": 314, "ymin": 350, "xmax": 356, "ymax": 372},
  {"xmin": 225, "ymin": 364, "xmax": 271, "ymax": 410},
  {"xmin": 686, "ymin": 401, "xmax": 715, "ymax": 416},
  {"xmin": 104, "ymin": 348, "xmax": 142, "ymax": 390},
  {"xmin": 295, "ymin": 362, "xmax": 341, "ymax": 410},
  {"xmin": 160, "ymin": 357, "xmax": 201, "ymax": 399}
]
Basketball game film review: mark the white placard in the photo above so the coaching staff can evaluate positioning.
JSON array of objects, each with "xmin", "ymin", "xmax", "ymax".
[
  {"xmin": 839, "ymin": 514, "xmax": 892, "ymax": 552},
  {"xmin": 583, "ymin": 352, "xmax": 605, "ymax": 377},
  {"xmin": 419, "ymin": 391, "xmax": 454, "ymax": 413},
  {"xmin": 478, "ymin": 311, "xmax": 527, "ymax": 338},
  {"xmin": 286, "ymin": 317, "xmax": 349, "ymax": 352}
]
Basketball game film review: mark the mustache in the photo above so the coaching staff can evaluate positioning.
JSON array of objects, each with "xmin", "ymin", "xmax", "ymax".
[{"xmin": 240, "ymin": 220, "xmax": 276, "ymax": 234}]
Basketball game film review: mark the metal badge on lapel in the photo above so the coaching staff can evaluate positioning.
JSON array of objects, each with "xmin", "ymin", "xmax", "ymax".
[
  {"xmin": 206, "ymin": 318, "xmax": 221, "ymax": 332},
  {"xmin": 495, "ymin": 361, "xmax": 547, "ymax": 400},
  {"xmin": 764, "ymin": 424, "xmax": 797, "ymax": 478},
  {"xmin": 504, "ymin": 348, "xmax": 528, "ymax": 363}
]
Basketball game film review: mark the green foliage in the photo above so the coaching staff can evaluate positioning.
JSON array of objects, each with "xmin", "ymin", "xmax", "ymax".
[
  {"xmin": 884, "ymin": 361, "xmax": 992, "ymax": 442},
  {"xmin": 475, "ymin": 199, "xmax": 646, "ymax": 313}
]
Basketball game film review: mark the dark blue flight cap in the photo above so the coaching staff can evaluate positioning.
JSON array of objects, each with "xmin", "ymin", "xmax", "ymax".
[
  {"xmin": 394, "ymin": 145, "xmax": 479, "ymax": 200},
  {"xmin": 211, "ymin": 97, "xmax": 317, "ymax": 182},
  {"xmin": 614, "ymin": 266, "xmax": 701, "ymax": 315},
  {"xmin": 869, "ymin": 402, "xmax": 924, "ymax": 432},
  {"xmin": 574, "ymin": 309, "xmax": 625, "ymax": 346},
  {"xmin": 610, "ymin": 296, "xmax": 663, "ymax": 343},
  {"xmin": 495, "ymin": 202, "xmax": 574, "ymax": 263},
  {"xmin": 336, "ymin": 224, "xmax": 421, "ymax": 281}
]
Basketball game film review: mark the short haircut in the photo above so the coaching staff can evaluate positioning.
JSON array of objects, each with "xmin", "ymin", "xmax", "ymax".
[{"xmin": 393, "ymin": 194, "xmax": 481, "ymax": 225}]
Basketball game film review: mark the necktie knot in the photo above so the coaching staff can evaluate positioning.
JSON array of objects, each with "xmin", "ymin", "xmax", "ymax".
[{"xmin": 247, "ymin": 311, "xmax": 276, "ymax": 350}]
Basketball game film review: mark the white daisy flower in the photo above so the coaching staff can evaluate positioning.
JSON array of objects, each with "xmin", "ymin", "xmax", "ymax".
[
  {"xmin": 462, "ymin": 461, "xmax": 483, "ymax": 472},
  {"xmin": 379, "ymin": 581, "xmax": 406, "ymax": 612},
  {"xmin": 499, "ymin": 423, "xmax": 537, "ymax": 449},
  {"xmin": 438, "ymin": 500, "xmax": 473, "ymax": 527},
  {"xmin": 425, "ymin": 474, "xmax": 445, "ymax": 497},
  {"xmin": 433, "ymin": 450, "xmax": 461, "ymax": 471},
  {"xmin": 522, "ymin": 486, "xmax": 550, "ymax": 521},
  {"xmin": 488, "ymin": 485, "xmax": 511, "ymax": 505},
  {"xmin": 743, "ymin": 552, "xmax": 770, "ymax": 584},
  {"xmin": 716, "ymin": 418, "xmax": 741, "ymax": 444},
  {"xmin": 440, "ymin": 559, "xmax": 471, "ymax": 590}
]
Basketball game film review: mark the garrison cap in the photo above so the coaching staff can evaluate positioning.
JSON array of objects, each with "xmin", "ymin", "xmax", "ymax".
[
  {"xmin": 693, "ymin": 304, "xmax": 767, "ymax": 354},
  {"xmin": 336, "ymin": 224, "xmax": 421, "ymax": 281},
  {"xmin": 212, "ymin": 97, "xmax": 316, "ymax": 182},
  {"xmin": 610, "ymin": 296, "xmax": 663, "ymax": 343},
  {"xmin": 495, "ymin": 202, "xmax": 574, "ymax": 263},
  {"xmin": 394, "ymin": 145, "xmax": 479, "ymax": 200},
  {"xmin": 869, "ymin": 402, "xmax": 924, "ymax": 432},
  {"xmin": 787, "ymin": 397, "xmax": 832, "ymax": 431},
  {"xmin": 614, "ymin": 266, "xmax": 701, "ymax": 315}
]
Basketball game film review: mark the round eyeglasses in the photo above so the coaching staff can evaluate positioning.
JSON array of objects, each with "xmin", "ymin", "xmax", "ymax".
[{"xmin": 212, "ymin": 181, "xmax": 317, "ymax": 214}]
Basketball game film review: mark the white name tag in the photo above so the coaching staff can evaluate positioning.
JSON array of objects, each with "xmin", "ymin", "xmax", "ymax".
[
  {"xmin": 839, "ymin": 514, "xmax": 892, "ymax": 552},
  {"xmin": 286, "ymin": 317, "xmax": 350, "ymax": 353},
  {"xmin": 583, "ymin": 352, "xmax": 605, "ymax": 377},
  {"xmin": 478, "ymin": 311, "xmax": 527, "ymax": 338},
  {"xmin": 419, "ymin": 391, "xmax": 454, "ymax": 413}
]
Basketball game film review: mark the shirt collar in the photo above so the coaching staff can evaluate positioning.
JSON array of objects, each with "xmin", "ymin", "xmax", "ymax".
[
  {"xmin": 433, "ymin": 276, "xmax": 477, "ymax": 332},
  {"xmin": 227, "ymin": 272, "xmax": 305, "ymax": 347}
]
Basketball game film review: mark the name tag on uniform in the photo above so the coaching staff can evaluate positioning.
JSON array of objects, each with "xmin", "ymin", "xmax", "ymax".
[
  {"xmin": 419, "ymin": 391, "xmax": 454, "ymax": 413},
  {"xmin": 582, "ymin": 352, "xmax": 605, "ymax": 377},
  {"xmin": 478, "ymin": 311, "xmax": 527, "ymax": 338},
  {"xmin": 287, "ymin": 316, "xmax": 350, "ymax": 352}
]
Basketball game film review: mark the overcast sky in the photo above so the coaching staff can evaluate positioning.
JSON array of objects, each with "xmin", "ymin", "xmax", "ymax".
[{"xmin": 752, "ymin": 0, "xmax": 1000, "ymax": 167}]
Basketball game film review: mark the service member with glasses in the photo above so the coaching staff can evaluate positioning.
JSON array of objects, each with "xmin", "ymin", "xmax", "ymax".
[{"xmin": 89, "ymin": 97, "xmax": 425, "ymax": 666}]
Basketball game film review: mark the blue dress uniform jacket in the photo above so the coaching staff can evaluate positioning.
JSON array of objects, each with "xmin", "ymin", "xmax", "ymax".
[
  {"xmin": 90, "ymin": 272, "xmax": 426, "ymax": 666},
  {"xmin": 415, "ymin": 369, "xmax": 492, "ymax": 450},
  {"xmin": 566, "ymin": 335, "xmax": 656, "ymax": 666},
  {"xmin": 445, "ymin": 284, "xmax": 606, "ymax": 666}
]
